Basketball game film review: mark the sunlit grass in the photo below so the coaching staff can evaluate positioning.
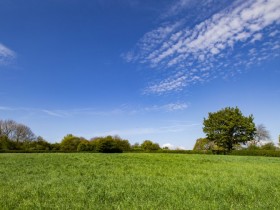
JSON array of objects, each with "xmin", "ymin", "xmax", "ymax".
[{"xmin": 0, "ymin": 153, "xmax": 279, "ymax": 209}]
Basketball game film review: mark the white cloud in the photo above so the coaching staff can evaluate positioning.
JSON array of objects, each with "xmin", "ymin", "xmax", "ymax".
[
  {"xmin": 164, "ymin": 103, "xmax": 188, "ymax": 111},
  {"xmin": 144, "ymin": 71, "xmax": 188, "ymax": 94},
  {"xmin": 162, "ymin": 143, "xmax": 175, "ymax": 149},
  {"xmin": 176, "ymin": 146, "xmax": 186, "ymax": 150},
  {"xmin": 269, "ymin": 30, "xmax": 279, "ymax": 37},
  {"xmin": 250, "ymin": 33, "xmax": 263, "ymax": 43},
  {"xmin": 144, "ymin": 102, "xmax": 188, "ymax": 112},
  {"xmin": 0, "ymin": 43, "xmax": 16, "ymax": 65},
  {"xmin": 125, "ymin": 0, "xmax": 280, "ymax": 94},
  {"xmin": 161, "ymin": 143, "xmax": 186, "ymax": 150}
]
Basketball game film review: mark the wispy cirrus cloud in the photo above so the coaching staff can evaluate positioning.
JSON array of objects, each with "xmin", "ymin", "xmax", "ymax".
[
  {"xmin": 0, "ymin": 43, "xmax": 16, "ymax": 65},
  {"xmin": 0, "ymin": 102, "xmax": 188, "ymax": 119},
  {"xmin": 94, "ymin": 122, "xmax": 199, "ymax": 137},
  {"xmin": 41, "ymin": 110, "xmax": 67, "ymax": 118},
  {"xmin": 124, "ymin": 0, "xmax": 280, "ymax": 94},
  {"xmin": 143, "ymin": 102, "xmax": 188, "ymax": 112},
  {"xmin": 0, "ymin": 106, "xmax": 14, "ymax": 111},
  {"xmin": 162, "ymin": 0, "xmax": 229, "ymax": 20}
]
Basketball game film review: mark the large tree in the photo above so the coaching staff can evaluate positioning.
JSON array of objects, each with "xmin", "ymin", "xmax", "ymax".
[{"xmin": 203, "ymin": 107, "xmax": 256, "ymax": 152}]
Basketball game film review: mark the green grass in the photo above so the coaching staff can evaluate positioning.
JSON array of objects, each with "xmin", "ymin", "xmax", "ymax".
[{"xmin": 0, "ymin": 153, "xmax": 279, "ymax": 209}]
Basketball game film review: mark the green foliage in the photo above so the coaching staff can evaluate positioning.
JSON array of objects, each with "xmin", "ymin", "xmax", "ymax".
[
  {"xmin": 0, "ymin": 135, "xmax": 17, "ymax": 150},
  {"xmin": 247, "ymin": 141, "xmax": 277, "ymax": 151},
  {"xmin": 28, "ymin": 136, "xmax": 52, "ymax": 150},
  {"xmin": 77, "ymin": 140, "xmax": 91, "ymax": 152},
  {"xmin": 97, "ymin": 138, "xmax": 122, "ymax": 153},
  {"xmin": 247, "ymin": 143, "xmax": 260, "ymax": 150},
  {"xmin": 131, "ymin": 143, "xmax": 143, "ymax": 151},
  {"xmin": 90, "ymin": 136, "xmax": 129, "ymax": 153},
  {"xmin": 230, "ymin": 150, "xmax": 280, "ymax": 157},
  {"xmin": 203, "ymin": 107, "xmax": 256, "ymax": 152},
  {"xmin": 60, "ymin": 134, "xmax": 81, "ymax": 151},
  {"xmin": 193, "ymin": 138, "xmax": 213, "ymax": 150},
  {"xmin": 50, "ymin": 142, "xmax": 61, "ymax": 151},
  {"xmin": 141, "ymin": 140, "xmax": 160, "ymax": 151},
  {"xmin": 114, "ymin": 137, "xmax": 131, "ymax": 151},
  {"xmin": 1, "ymin": 154, "xmax": 280, "ymax": 209},
  {"xmin": 260, "ymin": 142, "xmax": 276, "ymax": 150}
]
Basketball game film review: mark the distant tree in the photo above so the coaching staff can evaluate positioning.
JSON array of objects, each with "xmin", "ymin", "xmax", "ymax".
[
  {"xmin": 260, "ymin": 142, "xmax": 276, "ymax": 150},
  {"xmin": 141, "ymin": 140, "xmax": 160, "ymax": 151},
  {"xmin": 0, "ymin": 119, "xmax": 35, "ymax": 144},
  {"xmin": 60, "ymin": 134, "xmax": 81, "ymax": 151},
  {"xmin": 203, "ymin": 107, "xmax": 256, "ymax": 152},
  {"xmin": 51, "ymin": 142, "xmax": 61, "ymax": 151},
  {"xmin": 14, "ymin": 124, "xmax": 36, "ymax": 144},
  {"xmin": 113, "ymin": 136, "xmax": 131, "ymax": 151},
  {"xmin": 77, "ymin": 139, "xmax": 91, "ymax": 151},
  {"xmin": 29, "ymin": 136, "xmax": 51, "ymax": 150},
  {"xmin": 89, "ymin": 137, "xmax": 101, "ymax": 151},
  {"xmin": 193, "ymin": 138, "xmax": 213, "ymax": 150},
  {"xmin": 251, "ymin": 124, "xmax": 271, "ymax": 145},
  {"xmin": 131, "ymin": 142, "xmax": 142, "ymax": 151},
  {"xmin": 0, "ymin": 135, "xmax": 17, "ymax": 150},
  {"xmin": 96, "ymin": 136, "xmax": 123, "ymax": 153},
  {"xmin": 0, "ymin": 120, "xmax": 16, "ymax": 138},
  {"xmin": 90, "ymin": 136, "xmax": 126, "ymax": 153},
  {"xmin": 247, "ymin": 143, "xmax": 260, "ymax": 150}
]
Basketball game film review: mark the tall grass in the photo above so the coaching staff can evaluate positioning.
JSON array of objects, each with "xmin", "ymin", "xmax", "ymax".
[{"xmin": 0, "ymin": 153, "xmax": 279, "ymax": 209}]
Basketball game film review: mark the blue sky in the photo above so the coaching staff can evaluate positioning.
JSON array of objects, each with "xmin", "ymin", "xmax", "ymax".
[{"xmin": 0, "ymin": 0, "xmax": 279, "ymax": 149}]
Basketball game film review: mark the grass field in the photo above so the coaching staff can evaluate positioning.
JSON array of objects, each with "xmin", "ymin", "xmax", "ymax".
[{"xmin": 0, "ymin": 153, "xmax": 279, "ymax": 209}]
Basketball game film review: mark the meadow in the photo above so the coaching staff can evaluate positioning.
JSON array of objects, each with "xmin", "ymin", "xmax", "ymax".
[{"xmin": 0, "ymin": 153, "xmax": 279, "ymax": 209}]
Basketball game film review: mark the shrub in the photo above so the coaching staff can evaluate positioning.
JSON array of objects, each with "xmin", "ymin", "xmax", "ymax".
[
  {"xmin": 77, "ymin": 140, "xmax": 91, "ymax": 152},
  {"xmin": 141, "ymin": 140, "xmax": 160, "ymax": 151},
  {"xmin": 230, "ymin": 150, "xmax": 280, "ymax": 157},
  {"xmin": 0, "ymin": 135, "xmax": 17, "ymax": 150},
  {"xmin": 96, "ymin": 138, "xmax": 123, "ymax": 153},
  {"xmin": 60, "ymin": 134, "xmax": 81, "ymax": 151}
]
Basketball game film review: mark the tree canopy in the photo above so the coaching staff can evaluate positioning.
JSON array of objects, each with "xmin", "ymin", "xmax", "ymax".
[
  {"xmin": 60, "ymin": 134, "xmax": 81, "ymax": 151},
  {"xmin": 0, "ymin": 120, "xmax": 35, "ymax": 143},
  {"xmin": 193, "ymin": 138, "xmax": 212, "ymax": 151},
  {"xmin": 141, "ymin": 140, "xmax": 160, "ymax": 151},
  {"xmin": 203, "ymin": 107, "xmax": 256, "ymax": 152}
]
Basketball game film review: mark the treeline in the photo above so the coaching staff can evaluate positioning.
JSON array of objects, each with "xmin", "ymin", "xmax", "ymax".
[
  {"xmin": 1, "ymin": 116, "xmax": 280, "ymax": 156},
  {"xmin": 0, "ymin": 119, "xmax": 162, "ymax": 153},
  {"xmin": 193, "ymin": 137, "xmax": 279, "ymax": 151}
]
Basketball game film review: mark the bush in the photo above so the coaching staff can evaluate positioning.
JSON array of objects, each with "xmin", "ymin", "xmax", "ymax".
[
  {"xmin": 89, "ymin": 136, "xmax": 132, "ymax": 153},
  {"xmin": 0, "ymin": 135, "xmax": 17, "ymax": 150},
  {"xmin": 230, "ymin": 150, "xmax": 280, "ymax": 157},
  {"xmin": 60, "ymin": 134, "xmax": 81, "ymax": 151},
  {"xmin": 95, "ymin": 138, "xmax": 123, "ymax": 153},
  {"xmin": 77, "ymin": 140, "xmax": 91, "ymax": 152},
  {"xmin": 260, "ymin": 142, "xmax": 277, "ymax": 150},
  {"xmin": 141, "ymin": 140, "xmax": 160, "ymax": 151}
]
